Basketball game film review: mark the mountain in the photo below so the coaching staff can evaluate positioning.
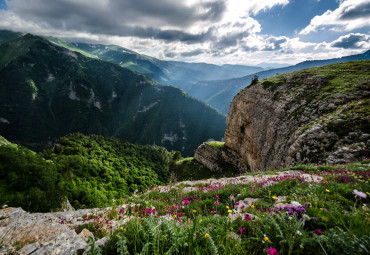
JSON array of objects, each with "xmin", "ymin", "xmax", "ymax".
[
  {"xmin": 194, "ymin": 60, "xmax": 370, "ymax": 171},
  {"xmin": 0, "ymin": 34, "xmax": 226, "ymax": 155},
  {"xmin": 192, "ymin": 49, "xmax": 370, "ymax": 114},
  {"xmin": 0, "ymin": 30, "xmax": 23, "ymax": 44}
]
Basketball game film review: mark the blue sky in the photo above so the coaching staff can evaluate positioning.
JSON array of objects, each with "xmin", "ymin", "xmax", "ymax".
[
  {"xmin": 255, "ymin": 0, "xmax": 339, "ymax": 37},
  {"xmin": 0, "ymin": 0, "xmax": 369, "ymax": 65},
  {"xmin": 0, "ymin": 0, "xmax": 7, "ymax": 10}
]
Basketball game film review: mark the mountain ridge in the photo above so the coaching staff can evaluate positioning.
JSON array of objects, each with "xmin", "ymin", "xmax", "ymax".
[{"xmin": 0, "ymin": 33, "xmax": 226, "ymax": 155}]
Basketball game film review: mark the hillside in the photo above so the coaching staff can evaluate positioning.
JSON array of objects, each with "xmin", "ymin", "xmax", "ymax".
[
  {"xmin": 192, "ymin": 50, "xmax": 370, "ymax": 114},
  {"xmin": 219, "ymin": 61, "xmax": 369, "ymax": 171},
  {"xmin": 0, "ymin": 134, "xmax": 179, "ymax": 211},
  {"xmin": 0, "ymin": 33, "xmax": 226, "ymax": 155}
]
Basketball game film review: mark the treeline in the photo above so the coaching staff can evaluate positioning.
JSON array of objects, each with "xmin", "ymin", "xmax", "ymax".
[{"xmin": 0, "ymin": 133, "xmax": 180, "ymax": 212}]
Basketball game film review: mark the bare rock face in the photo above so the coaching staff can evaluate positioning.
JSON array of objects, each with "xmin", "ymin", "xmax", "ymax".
[
  {"xmin": 194, "ymin": 143, "xmax": 224, "ymax": 172},
  {"xmin": 224, "ymin": 61, "xmax": 370, "ymax": 171}
]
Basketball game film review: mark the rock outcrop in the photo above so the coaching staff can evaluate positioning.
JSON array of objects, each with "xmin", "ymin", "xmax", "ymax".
[
  {"xmin": 223, "ymin": 61, "xmax": 369, "ymax": 171},
  {"xmin": 0, "ymin": 207, "xmax": 128, "ymax": 254}
]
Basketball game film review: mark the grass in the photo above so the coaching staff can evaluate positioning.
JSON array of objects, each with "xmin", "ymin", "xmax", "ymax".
[
  {"xmin": 206, "ymin": 141, "xmax": 225, "ymax": 149},
  {"xmin": 68, "ymin": 161, "xmax": 370, "ymax": 254}
]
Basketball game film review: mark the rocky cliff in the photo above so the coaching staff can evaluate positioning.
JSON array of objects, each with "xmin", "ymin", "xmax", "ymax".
[
  {"xmin": 224, "ymin": 61, "xmax": 369, "ymax": 171},
  {"xmin": 195, "ymin": 61, "xmax": 369, "ymax": 172}
]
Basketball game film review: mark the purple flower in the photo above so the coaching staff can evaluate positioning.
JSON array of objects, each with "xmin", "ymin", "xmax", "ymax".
[
  {"xmin": 266, "ymin": 247, "xmax": 279, "ymax": 255},
  {"xmin": 312, "ymin": 217, "xmax": 317, "ymax": 220},
  {"xmin": 353, "ymin": 189, "xmax": 367, "ymax": 199}
]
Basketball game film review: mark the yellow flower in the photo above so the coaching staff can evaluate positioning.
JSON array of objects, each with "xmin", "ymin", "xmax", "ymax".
[
  {"xmin": 366, "ymin": 192, "xmax": 370, "ymax": 195},
  {"xmin": 199, "ymin": 219, "xmax": 202, "ymax": 223},
  {"xmin": 204, "ymin": 233, "xmax": 210, "ymax": 238},
  {"xmin": 272, "ymin": 196, "xmax": 278, "ymax": 200},
  {"xmin": 264, "ymin": 237, "xmax": 271, "ymax": 243},
  {"xmin": 326, "ymin": 189, "xmax": 330, "ymax": 192},
  {"xmin": 120, "ymin": 227, "xmax": 123, "ymax": 230},
  {"xmin": 226, "ymin": 206, "xmax": 230, "ymax": 209},
  {"xmin": 366, "ymin": 213, "xmax": 369, "ymax": 215},
  {"xmin": 228, "ymin": 209, "xmax": 232, "ymax": 213},
  {"xmin": 173, "ymin": 214, "xmax": 177, "ymax": 218},
  {"xmin": 251, "ymin": 205, "xmax": 255, "ymax": 209},
  {"xmin": 193, "ymin": 210, "xmax": 197, "ymax": 213}
]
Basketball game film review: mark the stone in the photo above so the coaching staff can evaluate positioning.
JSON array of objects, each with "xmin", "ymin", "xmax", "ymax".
[
  {"xmin": 17, "ymin": 242, "xmax": 40, "ymax": 255},
  {"xmin": 60, "ymin": 197, "xmax": 75, "ymax": 212},
  {"xmin": 78, "ymin": 228, "xmax": 94, "ymax": 242}
]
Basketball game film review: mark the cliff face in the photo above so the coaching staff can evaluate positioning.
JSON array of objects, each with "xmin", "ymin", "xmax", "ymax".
[{"xmin": 224, "ymin": 61, "xmax": 370, "ymax": 171}]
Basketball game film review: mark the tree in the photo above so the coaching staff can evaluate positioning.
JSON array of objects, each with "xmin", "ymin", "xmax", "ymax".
[{"xmin": 250, "ymin": 75, "xmax": 259, "ymax": 86}]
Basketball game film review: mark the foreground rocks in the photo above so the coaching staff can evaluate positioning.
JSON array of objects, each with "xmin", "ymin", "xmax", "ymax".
[{"xmin": 0, "ymin": 207, "xmax": 119, "ymax": 254}]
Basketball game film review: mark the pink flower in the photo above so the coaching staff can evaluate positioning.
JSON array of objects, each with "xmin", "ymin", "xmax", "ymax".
[
  {"xmin": 214, "ymin": 201, "xmax": 219, "ymax": 205},
  {"xmin": 354, "ymin": 189, "xmax": 367, "ymax": 199},
  {"xmin": 244, "ymin": 214, "xmax": 251, "ymax": 221},
  {"xmin": 183, "ymin": 199, "xmax": 191, "ymax": 205},
  {"xmin": 314, "ymin": 229, "xmax": 322, "ymax": 235},
  {"xmin": 266, "ymin": 247, "xmax": 279, "ymax": 255},
  {"xmin": 239, "ymin": 227, "xmax": 247, "ymax": 235}
]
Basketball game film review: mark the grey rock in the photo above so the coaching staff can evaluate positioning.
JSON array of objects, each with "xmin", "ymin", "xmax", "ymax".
[{"xmin": 17, "ymin": 242, "xmax": 40, "ymax": 255}]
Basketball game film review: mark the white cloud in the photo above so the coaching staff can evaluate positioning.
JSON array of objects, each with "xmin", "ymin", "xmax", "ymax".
[{"xmin": 300, "ymin": 0, "xmax": 370, "ymax": 35}]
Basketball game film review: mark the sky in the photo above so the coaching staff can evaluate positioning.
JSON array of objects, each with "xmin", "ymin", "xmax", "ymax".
[{"xmin": 0, "ymin": 0, "xmax": 369, "ymax": 65}]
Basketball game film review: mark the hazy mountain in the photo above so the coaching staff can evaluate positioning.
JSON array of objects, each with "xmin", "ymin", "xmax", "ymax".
[
  {"xmin": 191, "ymin": 49, "xmax": 370, "ymax": 114},
  {"xmin": 0, "ymin": 34, "xmax": 226, "ymax": 155},
  {"xmin": 256, "ymin": 63, "xmax": 290, "ymax": 69}
]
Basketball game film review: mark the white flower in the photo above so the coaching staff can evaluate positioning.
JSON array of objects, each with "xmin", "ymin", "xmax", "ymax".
[{"xmin": 297, "ymin": 231, "xmax": 302, "ymax": 235}]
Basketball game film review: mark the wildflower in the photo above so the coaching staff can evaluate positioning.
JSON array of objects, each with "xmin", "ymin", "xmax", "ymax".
[
  {"xmin": 214, "ymin": 201, "xmax": 219, "ymax": 205},
  {"xmin": 226, "ymin": 206, "xmax": 230, "ymax": 209},
  {"xmin": 313, "ymin": 229, "xmax": 322, "ymax": 235},
  {"xmin": 366, "ymin": 192, "xmax": 370, "ymax": 195},
  {"xmin": 353, "ymin": 189, "xmax": 367, "ymax": 199},
  {"xmin": 297, "ymin": 231, "xmax": 302, "ymax": 235},
  {"xmin": 244, "ymin": 214, "xmax": 251, "ymax": 221},
  {"xmin": 199, "ymin": 219, "xmax": 202, "ymax": 223},
  {"xmin": 211, "ymin": 208, "xmax": 216, "ymax": 214},
  {"xmin": 193, "ymin": 210, "xmax": 197, "ymax": 213},
  {"xmin": 251, "ymin": 205, "xmax": 255, "ymax": 209},
  {"xmin": 264, "ymin": 237, "xmax": 271, "ymax": 243},
  {"xmin": 312, "ymin": 217, "xmax": 317, "ymax": 220},
  {"xmin": 204, "ymin": 233, "xmax": 210, "ymax": 238},
  {"xmin": 326, "ymin": 189, "xmax": 330, "ymax": 193},
  {"xmin": 266, "ymin": 247, "xmax": 279, "ymax": 255},
  {"xmin": 227, "ymin": 209, "xmax": 232, "ymax": 213},
  {"xmin": 272, "ymin": 196, "xmax": 278, "ymax": 200},
  {"xmin": 120, "ymin": 227, "xmax": 123, "ymax": 230},
  {"xmin": 239, "ymin": 227, "xmax": 247, "ymax": 235}
]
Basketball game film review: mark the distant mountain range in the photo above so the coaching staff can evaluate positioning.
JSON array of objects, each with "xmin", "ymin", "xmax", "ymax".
[
  {"xmin": 0, "ymin": 33, "xmax": 226, "ymax": 155},
  {"xmin": 191, "ymin": 49, "xmax": 370, "ymax": 113}
]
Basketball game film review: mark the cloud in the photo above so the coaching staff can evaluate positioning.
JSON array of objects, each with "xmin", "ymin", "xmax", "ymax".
[
  {"xmin": 300, "ymin": 0, "xmax": 370, "ymax": 34},
  {"xmin": 2, "ymin": 0, "xmax": 225, "ymax": 43},
  {"xmin": 331, "ymin": 33, "xmax": 370, "ymax": 48},
  {"xmin": 180, "ymin": 49, "xmax": 204, "ymax": 57},
  {"xmin": 0, "ymin": 0, "xmax": 367, "ymax": 65},
  {"xmin": 263, "ymin": 36, "xmax": 288, "ymax": 51}
]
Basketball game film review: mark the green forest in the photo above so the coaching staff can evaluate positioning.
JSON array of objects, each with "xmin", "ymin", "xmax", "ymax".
[{"xmin": 0, "ymin": 134, "xmax": 180, "ymax": 212}]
